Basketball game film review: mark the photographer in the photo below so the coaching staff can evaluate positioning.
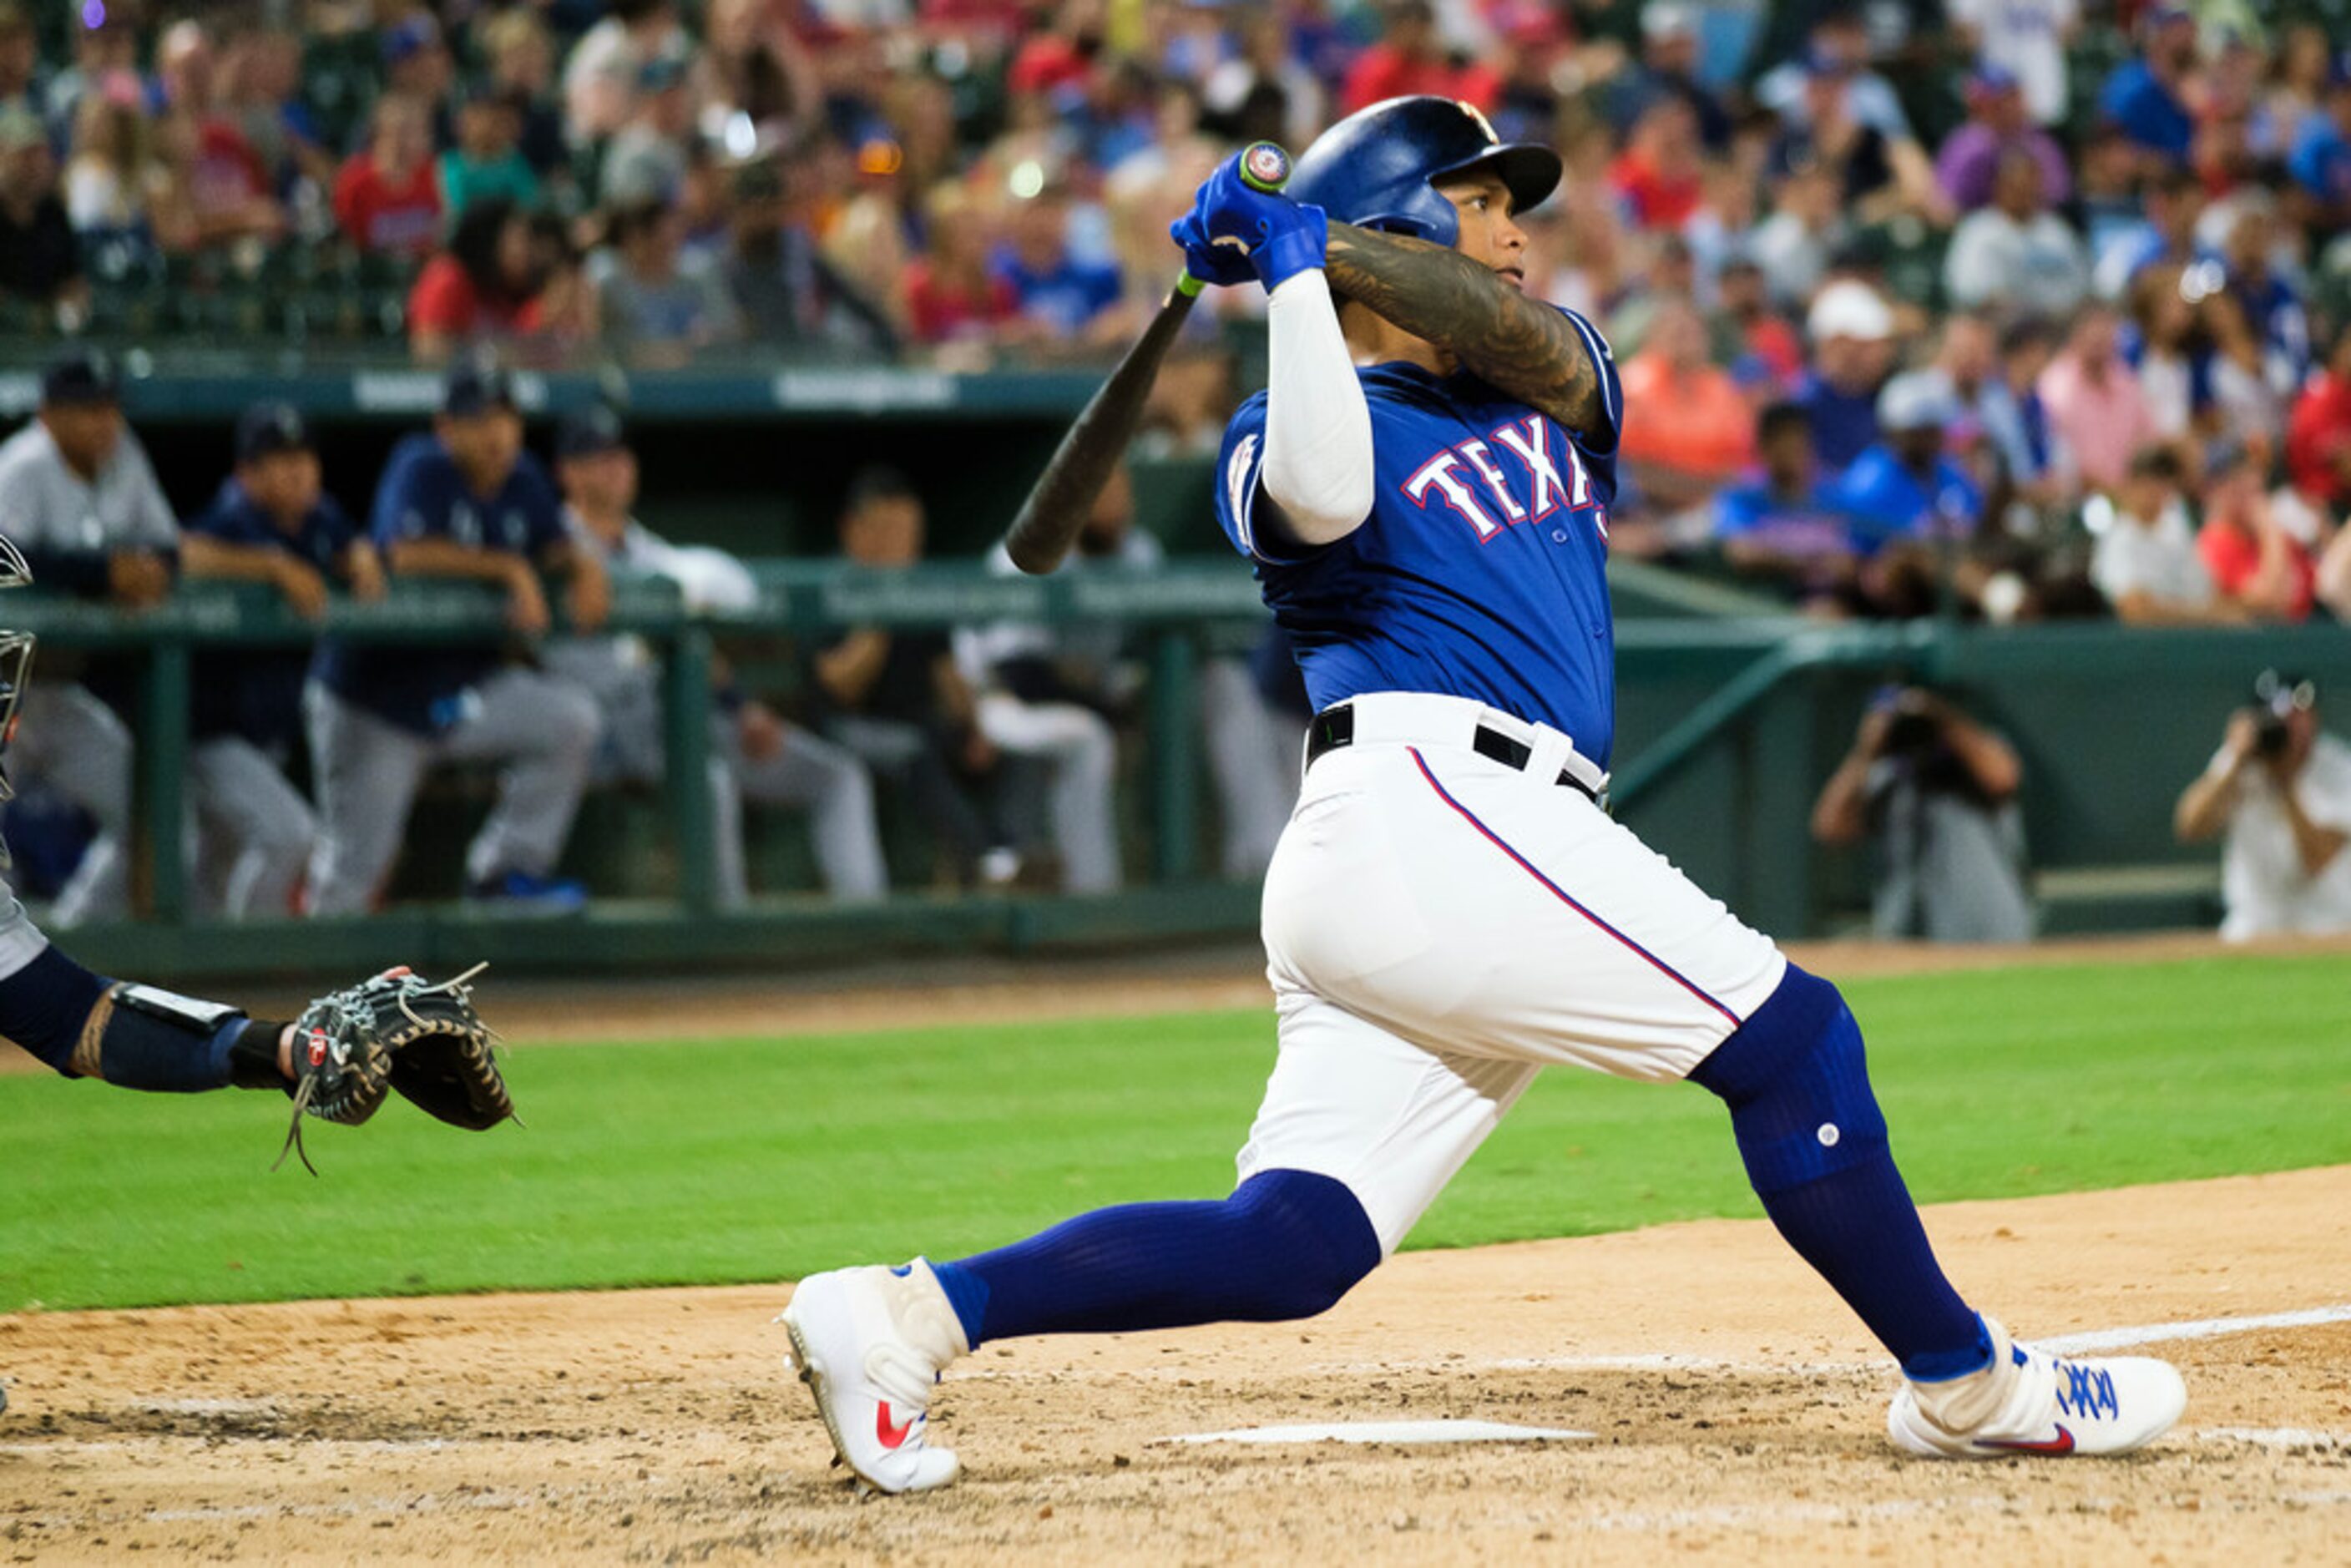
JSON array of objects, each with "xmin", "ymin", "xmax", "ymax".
[
  {"xmin": 2174, "ymin": 672, "xmax": 2351, "ymax": 940},
  {"xmin": 1812, "ymin": 685, "xmax": 2034, "ymax": 943}
]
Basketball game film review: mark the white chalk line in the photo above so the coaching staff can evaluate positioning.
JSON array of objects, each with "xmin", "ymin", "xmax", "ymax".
[{"xmin": 2036, "ymin": 1302, "xmax": 2351, "ymax": 1354}]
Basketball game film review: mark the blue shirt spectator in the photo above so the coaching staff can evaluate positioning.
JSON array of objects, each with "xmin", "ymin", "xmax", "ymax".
[
  {"xmin": 1829, "ymin": 446, "xmax": 1984, "ymax": 556},
  {"xmin": 1795, "ymin": 373, "xmax": 1881, "ymax": 473},
  {"xmin": 2288, "ymin": 95, "xmax": 2351, "ymax": 209},
  {"xmin": 187, "ymin": 474, "xmax": 361, "ymax": 751},
  {"xmin": 993, "ymin": 185, "xmax": 1123, "ymax": 339},
  {"xmin": 316, "ymin": 427, "xmax": 567, "ymax": 733}
]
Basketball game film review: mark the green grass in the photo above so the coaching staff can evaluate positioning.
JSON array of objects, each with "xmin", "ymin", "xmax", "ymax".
[{"xmin": 3, "ymin": 953, "xmax": 2347, "ymax": 1312}]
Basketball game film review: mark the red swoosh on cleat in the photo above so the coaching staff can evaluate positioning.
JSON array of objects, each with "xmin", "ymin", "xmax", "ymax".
[
  {"xmin": 1978, "ymin": 1426, "xmax": 2075, "ymax": 1454},
  {"xmin": 876, "ymin": 1403, "xmax": 915, "ymax": 1450}
]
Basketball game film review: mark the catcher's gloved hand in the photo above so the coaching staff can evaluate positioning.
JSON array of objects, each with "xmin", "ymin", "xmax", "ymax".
[{"xmin": 276, "ymin": 964, "xmax": 508, "ymax": 1173}]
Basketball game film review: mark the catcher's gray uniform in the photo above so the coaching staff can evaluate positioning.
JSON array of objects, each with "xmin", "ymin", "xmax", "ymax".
[
  {"xmin": 548, "ymin": 511, "xmax": 886, "ymax": 903},
  {"xmin": 0, "ymin": 418, "xmax": 179, "ymax": 924}
]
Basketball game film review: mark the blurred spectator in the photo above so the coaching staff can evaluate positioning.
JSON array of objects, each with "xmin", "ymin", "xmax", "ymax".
[
  {"xmin": 1619, "ymin": 297, "xmax": 1754, "ymax": 516},
  {"xmin": 601, "ymin": 48, "xmax": 696, "ymax": 208},
  {"xmin": 2128, "ymin": 264, "xmax": 2272, "ymax": 445},
  {"xmin": 993, "ymin": 176, "xmax": 1128, "ymax": 346},
  {"xmin": 220, "ymin": 29, "xmax": 328, "ymax": 197},
  {"xmin": 306, "ymin": 362, "xmax": 607, "ymax": 916},
  {"xmin": 2287, "ymin": 58, "xmax": 2351, "ymax": 225},
  {"xmin": 1813, "ymin": 685, "xmax": 2034, "ymax": 944},
  {"xmin": 565, "ymin": 0, "xmax": 685, "ymax": 149},
  {"xmin": 382, "ymin": 16, "xmax": 456, "ymax": 113},
  {"xmin": 2035, "ymin": 306, "xmax": 2151, "ymax": 492},
  {"xmin": 0, "ymin": 3, "xmax": 38, "ymax": 122},
  {"xmin": 2088, "ymin": 448, "xmax": 2232, "ymax": 625},
  {"xmin": 2197, "ymin": 445, "xmax": 2316, "ymax": 623},
  {"xmin": 2218, "ymin": 205, "xmax": 2309, "ymax": 392},
  {"xmin": 1712, "ymin": 402, "xmax": 1856, "ymax": 606},
  {"xmin": 1990, "ymin": 319, "xmax": 2067, "ymax": 511},
  {"xmin": 1797, "ymin": 281, "xmax": 1896, "ymax": 473},
  {"xmin": 695, "ymin": 0, "xmax": 820, "ymax": 149},
  {"xmin": 2287, "ymin": 330, "xmax": 2351, "ymax": 513},
  {"xmin": 1935, "ymin": 66, "xmax": 2070, "ymax": 213},
  {"xmin": 1611, "ymin": 99, "xmax": 1705, "ymax": 231},
  {"xmin": 1831, "ymin": 372, "xmax": 1984, "ymax": 562},
  {"xmin": 1944, "ymin": 147, "xmax": 2090, "ymax": 320},
  {"xmin": 42, "ymin": 12, "xmax": 137, "ymax": 150},
  {"xmin": 1747, "ymin": 162, "xmax": 1846, "ymax": 311},
  {"xmin": 1602, "ymin": 3, "xmax": 1731, "ymax": 151},
  {"xmin": 0, "ymin": 351, "xmax": 176, "ymax": 926},
  {"xmin": 332, "ymin": 94, "xmax": 442, "ymax": 259},
  {"xmin": 478, "ymin": 9, "xmax": 569, "ymax": 179},
  {"xmin": 440, "ymin": 86, "xmax": 541, "ymax": 223},
  {"xmin": 179, "ymin": 404, "xmax": 383, "ymax": 919},
  {"xmin": 589, "ymin": 197, "xmax": 744, "ymax": 362},
  {"xmin": 409, "ymin": 198, "xmax": 575, "ymax": 363},
  {"xmin": 154, "ymin": 19, "xmax": 284, "ymax": 251},
  {"xmin": 812, "ymin": 467, "xmax": 1019, "ymax": 889},
  {"xmin": 62, "ymin": 76, "xmax": 177, "ymax": 254},
  {"xmin": 1766, "ymin": 53, "xmax": 1934, "ymax": 221},
  {"xmin": 721, "ymin": 154, "xmax": 897, "ymax": 352},
  {"xmin": 1339, "ymin": 1, "xmax": 1489, "ymax": 117},
  {"xmin": 953, "ymin": 474, "xmax": 1140, "ymax": 894},
  {"xmin": 0, "ymin": 107, "xmax": 84, "ymax": 326},
  {"xmin": 1202, "ymin": 11, "xmax": 1326, "ymax": 151},
  {"xmin": 2099, "ymin": 7, "xmax": 2199, "ymax": 166},
  {"xmin": 1756, "ymin": 15, "xmax": 1914, "ymax": 139},
  {"xmin": 1949, "ymin": 0, "xmax": 2079, "ymax": 128},
  {"xmin": 2175, "ymin": 672, "xmax": 2351, "ymax": 941},
  {"xmin": 1708, "ymin": 256, "xmax": 1803, "ymax": 391},
  {"xmin": 546, "ymin": 407, "xmax": 887, "ymax": 905},
  {"xmin": 903, "ymin": 182, "xmax": 1018, "ymax": 346}
]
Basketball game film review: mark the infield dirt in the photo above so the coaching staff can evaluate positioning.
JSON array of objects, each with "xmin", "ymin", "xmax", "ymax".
[
  {"xmin": 2, "ymin": 1165, "xmax": 2347, "ymax": 1565},
  {"xmin": 5, "ymin": 936, "xmax": 2349, "ymax": 1564}
]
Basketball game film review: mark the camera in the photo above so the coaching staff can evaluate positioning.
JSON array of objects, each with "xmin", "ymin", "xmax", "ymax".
[
  {"xmin": 2255, "ymin": 713, "xmax": 2292, "ymax": 758},
  {"xmin": 2249, "ymin": 670, "xmax": 2317, "ymax": 761}
]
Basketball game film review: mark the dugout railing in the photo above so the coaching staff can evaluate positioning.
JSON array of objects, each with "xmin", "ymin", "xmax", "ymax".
[{"xmin": 13, "ymin": 568, "xmax": 2349, "ymax": 981}]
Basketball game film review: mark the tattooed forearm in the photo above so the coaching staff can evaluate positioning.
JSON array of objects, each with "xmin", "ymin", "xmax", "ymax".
[{"xmin": 1322, "ymin": 221, "xmax": 1605, "ymax": 437}]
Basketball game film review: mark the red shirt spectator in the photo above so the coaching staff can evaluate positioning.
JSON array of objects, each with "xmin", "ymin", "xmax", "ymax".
[
  {"xmin": 1006, "ymin": 33, "xmax": 1093, "ymax": 99},
  {"xmin": 1340, "ymin": 1, "xmax": 1491, "ymax": 114},
  {"xmin": 1610, "ymin": 99, "xmax": 1704, "ymax": 230},
  {"xmin": 2200, "ymin": 461, "xmax": 2318, "ymax": 622},
  {"xmin": 903, "ymin": 256, "xmax": 1017, "ymax": 342},
  {"xmin": 332, "ymin": 95, "xmax": 442, "ymax": 257},
  {"xmin": 2286, "ymin": 338, "xmax": 2351, "ymax": 509}
]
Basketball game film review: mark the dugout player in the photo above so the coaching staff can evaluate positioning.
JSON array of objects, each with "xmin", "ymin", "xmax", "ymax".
[
  {"xmin": 0, "ymin": 350, "xmax": 175, "ymax": 925},
  {"xmin": 179, "ymin": 403, "xmax": 387, "ymax": 918},
  {"xmin": 546, "ymin": 406, "xmax": 887, "ymax": 904},
  {"xmin": 305, "ymin": 360, "xmax": 606, "ymax": 914},
  {"xmin": 782, "ymin": 99, "xmax": 2187, "ymax": 1492}
]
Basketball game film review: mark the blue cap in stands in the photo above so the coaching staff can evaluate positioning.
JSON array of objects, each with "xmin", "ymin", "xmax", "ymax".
[
  {"xmin": 1969, "ymin": 62, "xmax": 2019, "ymax": 94},
  {"xmin": 41, "ymin": 348, "xmax": 119, "ymax": 407},
  {"xmin": 556, "ymin": 405, "xmax": 628, "ymax": 458},
  {"xmin": 442, "ymin": 359, "xmax": 518, "ymax": 417},
  {"xmin": 235, "ymin": 401, "xmax": 311, "ymax": 463},
  {"xmin": 382, "ymin": 14, "xmax": 441, "ymax": 63}
]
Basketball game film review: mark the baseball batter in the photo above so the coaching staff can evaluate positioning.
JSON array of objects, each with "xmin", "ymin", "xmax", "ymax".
[{"xmin": 783, "ymin": 99, "xmax": 2187, "ymax": 1492}]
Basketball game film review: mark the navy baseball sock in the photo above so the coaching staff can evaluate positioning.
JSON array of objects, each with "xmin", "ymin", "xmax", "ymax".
[
  {"xmin": 929, "ymin": 1168, "xmax": 1382, "ymax": 1348},
  {"xmin": 1690, "ymin": 964, "xmax": 1992, "ymax": 1383}
]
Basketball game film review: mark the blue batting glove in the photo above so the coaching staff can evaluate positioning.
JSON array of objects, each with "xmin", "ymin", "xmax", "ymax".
[
  {"xmin": 1169, "ymin": 208, "xmax": 1258, "ymax": 290},
  {"xmin": 1191, "ymin": 153, "xmax": 1327, "ymax": 291}
]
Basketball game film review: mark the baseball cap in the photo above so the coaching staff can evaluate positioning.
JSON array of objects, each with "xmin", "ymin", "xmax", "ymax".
[
  {"xmin": 41, "ymin": 348, "xmax": 120, "ymax": 407},
  {"xmin": 1876, "ymin": 370, "xmax": 1959, "ymax": 433},
  {"xmin": 382, "ymin": 14, "xmax": 442, "ymax": 64},
  {"xmin": 235, "ymin": 401, "xmax": 311, "ymax": 463},
  {"xmin": 555, "ymin": 404, "xmax": 628, "ymax": 459},
  {"xmin": 1968, "ymin": 62, "xmax": 2020, "ymax": 96},
  {"xmin": 1805, "ymin": 280, "xmax": 1893, "ymax": 343},
  {"xmin": 441, "ymin": 359, "xmax": 518, "ymax": 417}
]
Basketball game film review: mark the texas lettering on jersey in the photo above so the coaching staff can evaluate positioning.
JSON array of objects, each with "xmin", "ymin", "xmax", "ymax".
[{"xmin": 1400, "ymin": 416, "xmax": 1608, "ymax": 544}]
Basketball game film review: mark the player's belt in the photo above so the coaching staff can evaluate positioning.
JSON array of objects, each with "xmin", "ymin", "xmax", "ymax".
[{"xmin": 1305, "ymin": 701, "xmax": 1607, "ymax": 807}]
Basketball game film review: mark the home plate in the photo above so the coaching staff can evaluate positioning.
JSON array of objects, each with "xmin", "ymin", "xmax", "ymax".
[{"xmin": 1163, "ymin": 1419, "xmax": 1594, "ymax": 1447}]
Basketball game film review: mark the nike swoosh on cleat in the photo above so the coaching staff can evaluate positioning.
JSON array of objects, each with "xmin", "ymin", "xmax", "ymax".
[
  {"xmin": 877, "ymin": 1402, "xmax": 916, "ymax": 1450},
  {"xmin": 1976, "ymin": 1426, "xmax": 2075, "ymax": 1454}
]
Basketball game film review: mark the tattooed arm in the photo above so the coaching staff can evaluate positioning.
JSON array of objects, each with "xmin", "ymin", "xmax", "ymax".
[{"xmin": 1322, "ymin": 220, "xmax": 1608, "ymax": 439}]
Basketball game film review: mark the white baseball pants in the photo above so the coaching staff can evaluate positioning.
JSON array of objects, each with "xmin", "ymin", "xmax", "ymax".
[{"xmin": 1237, "ymin": 692, "xmax": 1787, "ymax": 1253}]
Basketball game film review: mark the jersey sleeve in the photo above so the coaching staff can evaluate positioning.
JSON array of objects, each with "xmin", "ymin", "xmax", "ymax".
[
  {"xmin": 370, "ymin": 439, "xmax": 441, "ymax": 546},
  {"xmin": 1213, "ymin": 392, "xmax": 1277, "ymax": 564},
  {"xmin": 1558, "ymin": 306, "xmax": 1624, "ymax": 460},
  {"xmin": 513, "ymin": 455, "xmax": 569, "ymax": 554}
]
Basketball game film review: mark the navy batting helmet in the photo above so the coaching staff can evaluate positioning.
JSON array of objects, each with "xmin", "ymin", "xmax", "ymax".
[{"xmin": 1288, "ymin": 96, "xmax": 1561, "ymax": 248}]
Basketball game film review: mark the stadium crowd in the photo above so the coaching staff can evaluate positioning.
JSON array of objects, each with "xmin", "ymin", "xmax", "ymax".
[{"xmin": 2, "ymin": 0, "xmax": 2350, "ymax": 923}]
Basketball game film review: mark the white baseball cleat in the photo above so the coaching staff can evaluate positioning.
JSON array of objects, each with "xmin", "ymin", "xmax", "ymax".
[
  {"xmin": 781, "ymin": 1259, "xmax": 970, "ymax": 1494},
  {"xmin": 1888, "ymin": 1316, "xmax": 2187, "ymax": 1459}
]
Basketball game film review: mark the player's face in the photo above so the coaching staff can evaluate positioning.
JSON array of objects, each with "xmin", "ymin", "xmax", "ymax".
[
  {"xmin": 39, "ymin": 402, "xmax": 122, "ymax": 478},
  {"xmin": 437, "ymin": 407, "xmax": 523, "ymax": 492},
  {"xmin": 1435, "ymin": 171, "xmax": 1528, "ymax": 290},
  {"xmin": 843, "ymin": 497, "xmax": 925, "ymax": 566},
  {"xmin": 560, "ymin": 448, "xmax": 638, "ymax": 514},
  {"xmin": 241, "ymin": 449, "xmax": 321, "ymax": 523}
]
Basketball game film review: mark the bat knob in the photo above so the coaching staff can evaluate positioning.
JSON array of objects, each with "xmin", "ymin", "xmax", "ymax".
[{"xmin": 1238, "ymin": 141, "xmax": 1292, "ymax": 193}]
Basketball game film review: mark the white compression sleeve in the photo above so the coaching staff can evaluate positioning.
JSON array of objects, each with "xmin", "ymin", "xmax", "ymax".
[{"xmin": 1260, "ymin": 269, "xmax": 1374, "ymax": 546}]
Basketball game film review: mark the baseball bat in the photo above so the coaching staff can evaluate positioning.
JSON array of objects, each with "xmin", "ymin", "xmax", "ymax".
[{"xmin": 1004, "ymin": 141, "xmax": 1292, "ymax": 576}]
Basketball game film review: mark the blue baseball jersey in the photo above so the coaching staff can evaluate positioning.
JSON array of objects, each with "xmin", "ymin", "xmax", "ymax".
[
  {"xmin": 315, "ymin": 432, "xmax": 567, "ymax": 733},
  {"xmin": 1215, "ymin": 312, "xmax": 1626, "ymax": 764},
  {"xmin": 185, "ymin": 478, "xmax": 360, "ymax": 750}
]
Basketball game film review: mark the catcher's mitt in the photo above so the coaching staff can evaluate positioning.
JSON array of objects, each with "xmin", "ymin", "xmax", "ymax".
[{"xmin": 277, "ymin": 964, "xmax": 508, "ymax": 1173}]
